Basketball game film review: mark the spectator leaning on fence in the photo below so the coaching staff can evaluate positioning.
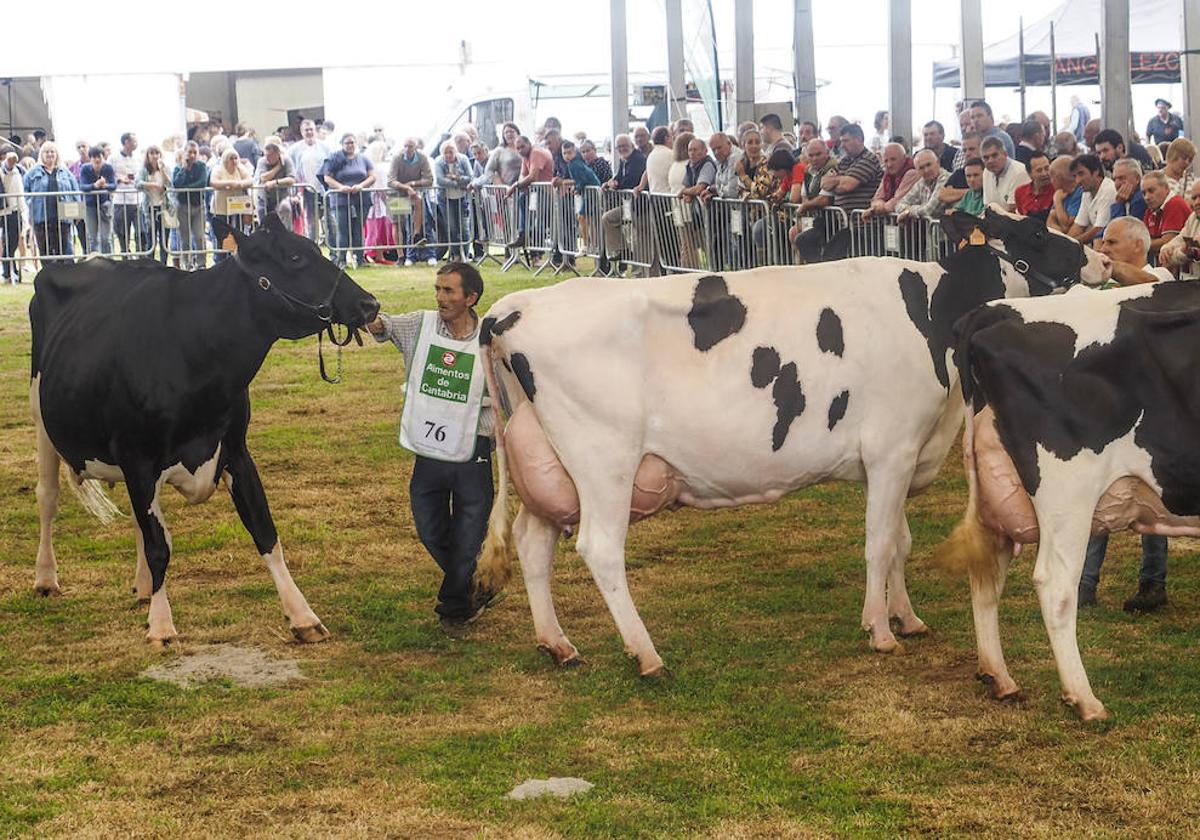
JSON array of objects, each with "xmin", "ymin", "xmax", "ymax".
[
  {"xmin": 792, "ymin": 123, "xmax": 883, "ymax": 262},
  {"xmin": 734, "ymin": 128, "xmax": 765, "ymax": 187},
  {"xmin": 255, "ymin": 139, "xmax": 297, "ymax": 228},
  {"xmin": 600, "ymin": 133, "xmax": 646, "ymax": 266},
  {"xmin": 579, "ymin": 139, "xmax": 611, "ymax": 184},
  {"xmin": 1109, "ymin": 157, "xmax": 1146, "ymax": 223},
  {"xmin": 434, "ymin": 141, "xmax": 474, "ymax": 262},
  {"xmin": 863, "ymin": 143, "xmax": 918, "ymax": 219},
  {"xmin": 706, "ymin": 132, "xmax": 743, "ymax": 201},
  {"xmin": 634, "ymin": 126, "xmax": 673, "ymax": 195},
  {"xmin": 1048, "ymin": 155, "xmax": 1085, "ymax": 234},
  {"xmin": 1158, "ymin": 180, "xmax": 1200, "ymax": 279},
  {"xmin": 289, "ymin": 119, "xmax": 330, "ymax": 241},
  {"xmin": 954, "ymin": 158, "xmax": 986, "ymax": 216},
  {"xmin": 970, "ymin": 100, "xmax": 1015, "ymax": 158},
  {"xmin": 484, "ymin": 122, "xmax": 523, "ymax": 187},
  {"xmin": 111, "ymin": 132, "xmax": 141, "ymax": 256},
  {"xmin": 24, "ymin": 142, "xmax": 80, "ymax": 259},
  {"xmin": 895, "ymin": 149, "xmax": 951, "ymax": 221},
  {"xmin": 922, "ymin": 120, "xmax": 957, "ymax": 173},
  {"xmin": 320, "ymin": 133, "xmax": 375, "ymax": 268},
  {"xmin": 632, "ymin": 125, "xmax": 652, "ymax": 157},
  {"xmin": 979, "ymin": 136, "xmax": 1029, "ymax": 212},
  {"xmin": 0, "ymin": 150, "xmax": 25, "ymax": 282},
  {"xmin": 1163, "ymin": 137, "xmax": 1195, "ymax": 198},
  {"xmin": 210, "ymin": 148, "xmax": 253, "ymax": 261},
  {"xmin": 1013, "ymin": 152, "xmax": 1055, "ymax": 222},
  {"xmin": 136, "ymin": 145, "xmax": 171, "ymax": 263},
  {"xmin": 79, "ymin": 145, "xmax": 116, "ymax": 255},
  {"xmin": 679, "ymin": 137, "xmax": 716, "ymax": 202},
  {"xmin": 1066, "ymin": 154, "xmax": 1115, "ymax": 244},
  {"xmin": 388, "ymin": 137, "xmax": 435, "ymax": 266},
  {"xmin": 667, "ymin": 132, "xmax": 693, "ymax": 193},
  {"xmin": 1141, "ymin": 169, "xmax": 1190, "ymax": 263}
]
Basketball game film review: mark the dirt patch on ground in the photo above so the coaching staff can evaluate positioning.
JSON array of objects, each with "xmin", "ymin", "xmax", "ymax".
[{"xmin": 141, "ymin": 644, "xmax": 304, "ymax": 688}]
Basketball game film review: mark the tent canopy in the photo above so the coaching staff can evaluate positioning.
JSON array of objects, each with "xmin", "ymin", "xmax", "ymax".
[{"xmin": 933, "ymin": 0, "xmax": 1183, "ymax": 88}]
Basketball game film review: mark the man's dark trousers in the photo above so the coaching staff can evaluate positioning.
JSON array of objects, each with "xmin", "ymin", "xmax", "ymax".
[{"xmin": 409, "ymin": 436, "xmax": 495, "ymax": 620}]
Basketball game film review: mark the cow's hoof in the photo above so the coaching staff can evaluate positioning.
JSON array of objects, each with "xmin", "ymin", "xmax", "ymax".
[
  {"xmin": 870, "ymin": 636, "xmax": 904, "ymax": 655},
  {"xmin": 291, "ymin": 622, "xmax": 330, "ymax": 644},
  {"xmin": 1065, "ymin": 696, "xmax": 1109, "ymax": 722},
  {"xmin": 147, "ymin": 634, "xmax": 177, "ymax": 649},
  {"xmin": 638, "ymin": 657, "xmax": 668, "ymax": 679},
  {"xmin": 538, "ymin": 640, "xmax": 580, "ymax": 667},
  {"xmin": 34, "ymin": 583, "xmax": 62, "ymax": 597},
  {"xmin": 976, "ymin": 671, "xmax": 1022, "ymax": 702},
  {"xmin": 892, "ymin": 617, "xmax": 929, "ymax": 637}
]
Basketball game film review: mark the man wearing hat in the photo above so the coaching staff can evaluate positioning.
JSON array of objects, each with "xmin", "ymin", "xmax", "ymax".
[{"xmin": 1146, "ymin": 99, "xmax": 1184, "ymax": 146}]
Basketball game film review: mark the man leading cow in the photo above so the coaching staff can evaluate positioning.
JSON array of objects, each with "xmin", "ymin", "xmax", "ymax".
[{"xmin": 365, "ymin": 261, "xmax": 500, "ymax": 632}]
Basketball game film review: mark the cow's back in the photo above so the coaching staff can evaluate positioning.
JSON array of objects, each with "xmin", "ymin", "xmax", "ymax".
[{"xmin": 487, "ymin": 261, "xmax": 954, "ymax": 503}]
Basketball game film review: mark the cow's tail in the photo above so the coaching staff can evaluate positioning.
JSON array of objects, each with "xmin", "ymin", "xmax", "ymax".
[
  {"xmin": 934, "ymin": 321, "xmax": 1002, "ymax": 591},
  {"xmin": 68, "ymin": 477, "xmax": 124, "ymax": 524},
  {"xmin": 475, "ymin": 342, "xmax": 516, "ymax": 595}
]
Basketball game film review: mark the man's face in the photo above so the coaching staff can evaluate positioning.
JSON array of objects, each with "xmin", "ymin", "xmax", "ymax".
[
  {"xmin": 1073, "ymin": 165, "xmax": 1101, "ymax": 192},
  {"xmin": 1094, "ymin": 141, "xmax": 1120, "ymax": 166},
  {"xmin": 124, "ymin": 134, "xmax": 137, "ymax": 153},
  {"xmin": 882, "ymin": 147, "xmax": 905, "ymax": 176},
  {"xmin": 799, "ymin": 123, "xmax": 815, "ymax": 143},
  {"xmin": 1112, "ymin": 165, "xmax": 1140, "ymax": 197},
  {"xmin": 615, "ymin": 137, "xmax": 633, "ymax": 159},
  {"xmin": 915, "ymin": 152, "xmax": 939, "ymax": 183},
  {"xmin": 923, "ymin": 124, "xmax": 944, "ymax": 150},
  {"xmin": 546, "ymin": 135, "xmax": 561, "ymax": 154},
  {"xmin": 1029, "ymin": 156, "xmax": 1051, "ymax": 187},
  {"xmin": 1189, "ymin": 182, "xmax": 1200, "ymax": 217},
  {"xmin": 805, "ymin": 140, "xmax": 829, "ymax": 169},
  {"xmin": 826, "ymin": 119, "xmax": 844, "ymax": 141},
  {"xmin": 76, "ymin": 141, "xmax": 88, "ymax": 159},
  {"xmin": 709, "ymin": 135, "xmax": 730, "ymax": 162},
  {"xmin": 964, "ymin": 164, "xmax": 983, "ymax": 191},
  {"xmin": 633, "ymin": 127, "xmax": 650, "ymax": 151},
  {"xmin": 562, "ymin": 144, "xmax": 576, "ymax": 162},
  {"xmin": 454, "ymin": 135, "xmax": 470, "ymax": 153},
  {"xmin": 473, "ymin": 146, "xmax": 488, "ymax": 164},
  {"xmin": 3, "ymin": 152, "xmax": 16, "ymax": 169},
  {"xmin": 958, "ymin": 111, "xmax": 973, "ymax": 135},
  {"xmin": 443, "ymin": 147, "xmax": 457, "ymax": 163},
  {"xmin": 1098, "ymin": 224, "xmax": 1143, "ymax": 265},
  {"xmin": 516, "ymin": 137, "xmax": 532, "ymax": 158},
  {"xmin": 687, "ymin": 139, "xmax": 705, "ymax": 165},
  {"xmin": 981, "ymin": 145, "xmax": 1006, "ymax": 174},
  {"xmin": 435, "ymin": 272, "xmax": 475, "ymax": 321},
  {"xmin": 185, "ymin": 146, "xmax": 198, "ymax": 166},
  {"xmin": 89, "ymin": 153, "xmax": 103, "ymax": 170},
  {"xmin": 1158, "ymin": 103, "xmax": 1170, "ymax": 119},
  {"xmin": 970, "ymin": 106, "xmax": 992, "ymax": 132},
  {"xmin": 839, "ymin": 132, "xmax": 864, "ymax": 156},
  {"xmin": 1143, "ymin": 178, "xmax": 1169, "ymax": 211},
  {"xmin": 403, "ymin": 139, "xmax": 417, "ymax": 157},
  {"xmin": 302, "ymin": 123, "xmax": 315, "ymax": 141},
  {"xmin": 962, "ymin": 137, "xmax": 981, "ymax": 161}
]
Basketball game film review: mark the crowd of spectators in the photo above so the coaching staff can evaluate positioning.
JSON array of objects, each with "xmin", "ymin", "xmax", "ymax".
[{"xmin": 0, "ymin": 97, "xmax": 1196, "ymax": 283}]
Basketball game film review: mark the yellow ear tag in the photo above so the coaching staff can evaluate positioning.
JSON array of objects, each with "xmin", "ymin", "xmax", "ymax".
[
  {"xmin": 221, "ymin": 232, "xmax": 238, "ymax": 253},
  {"xmin": 968, "ymin": 228, "xmax": 987, "ymax": 246}
]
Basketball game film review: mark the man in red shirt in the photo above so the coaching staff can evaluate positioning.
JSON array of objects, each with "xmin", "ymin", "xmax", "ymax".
[
  {"xmin": 1141, "ymin": 170, "xmax": 1191, "ymax": 261},
  {"xmin": 1013, "ymin": 152, "xmax": 1054, "ymax": 221},
  {"xmin": 505, "ymin": 135, "xmax": 555, "ymax": 248}
]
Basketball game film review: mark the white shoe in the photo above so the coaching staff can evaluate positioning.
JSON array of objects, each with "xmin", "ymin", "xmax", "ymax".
[
  {"xmin": 403, "ymin": 259, "xmax": 414, "ymax": 267},
  {"xmin": 426, "ymin": 257, "xmax": 437, "ymax": 266}
]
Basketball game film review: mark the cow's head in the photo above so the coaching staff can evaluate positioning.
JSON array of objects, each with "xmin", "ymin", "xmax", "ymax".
[
  {"xmin": 940, "ymin": 206, "xmax": 1111, "ymax": 295},
  {"xmin": 214, "ymin": 214, "xmax": 380, "ymax": 339}
]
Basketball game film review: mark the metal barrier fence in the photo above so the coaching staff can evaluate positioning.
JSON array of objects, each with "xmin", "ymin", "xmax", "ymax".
[{"xmin": 0, "ymin": 180, "xmax": 956, "ymax": 282}]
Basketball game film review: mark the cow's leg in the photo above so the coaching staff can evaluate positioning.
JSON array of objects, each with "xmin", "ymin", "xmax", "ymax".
[
  {"xmin": 131, "ymin": 524, "xmax": 152, "ymax": 603},
  {"xmin": 33, "ymin": 418, "xmax": 62, "ymax": 596},
  {"xmin": 861, "ymin": 459, "xmax": 918, "ymax": 653},
  {"xmin": 886, "ymin": 515, "xmax": 927, "ymax": 636},
  {"xmin": 514, "ymin": 506, "xmax": 578, "ymax": 666},
  {"xmin": 1031, "ymin": 508, "xmax": 1107, "ymax": 720},
  {"xmin": 224, "ymin": 449, "xmax": 327, "ymax": 642},
  {"xmin": 969, "ymin": 541, "xmax": 1020, "ymax": 701},
  {"xmin": 124, "ymin": 469, "xmax": 178, "ymax": 645},
  {"xmin": 574, "ymin": 480, "xmax": 663, "ymax": 676}
]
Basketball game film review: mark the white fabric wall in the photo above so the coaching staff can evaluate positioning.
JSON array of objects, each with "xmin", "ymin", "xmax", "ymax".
[{"xmin": 43, "ymin": 74, "xmax": 183, "ymax": 150}]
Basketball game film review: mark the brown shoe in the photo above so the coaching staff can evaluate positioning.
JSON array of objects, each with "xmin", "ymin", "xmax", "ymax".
[{"xmin": 1123, "ymin": 582, "xmax": 1167, "ymax": 613}]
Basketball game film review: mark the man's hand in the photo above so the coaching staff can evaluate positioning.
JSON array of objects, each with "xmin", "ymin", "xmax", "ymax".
[
  {"xmin": 603, "ymin": 178, "xmax": 617, "ymax": 191},
  {"xmin": 820, "ymin": 172, "xmax": 839, "ymax": 191},
  {"xmin": 365, "ymin": 314, "xmax": 385, "ymax": 335}
]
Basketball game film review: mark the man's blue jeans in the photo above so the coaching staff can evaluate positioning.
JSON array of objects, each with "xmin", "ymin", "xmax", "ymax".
[{"xmin": 1080, "ymin": 533, "xmax": 1167, "ymax": 590}]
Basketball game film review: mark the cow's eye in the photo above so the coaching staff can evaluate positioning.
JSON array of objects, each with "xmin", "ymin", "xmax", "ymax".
[{"xmin": 290, "ymin": 254, "xmax": 302, "ymax": 263}]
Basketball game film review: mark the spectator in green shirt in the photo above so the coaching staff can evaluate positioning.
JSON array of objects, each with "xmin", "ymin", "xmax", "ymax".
[{"xmin": 954, "ymin": 157, "xmax": 986, "ymax": 216}]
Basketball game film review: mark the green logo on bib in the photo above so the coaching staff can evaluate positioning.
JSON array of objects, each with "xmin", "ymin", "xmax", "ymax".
[{"xmin": 420, "ymin": 344, "xmax": 474, "ymax": 403}]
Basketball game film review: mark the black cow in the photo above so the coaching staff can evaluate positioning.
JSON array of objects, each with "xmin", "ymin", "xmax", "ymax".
[
  {"xmin": 30, "ymin": 214, "xmax": 379, "ymax": 645},
  {"xmin": 944, "ymin": 278, "xmax": 1200, "ymax": 720}
]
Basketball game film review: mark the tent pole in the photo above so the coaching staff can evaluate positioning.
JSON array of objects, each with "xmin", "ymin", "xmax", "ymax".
[
  {"xmin": 1018, "ymin": 17, "xmax": 1026, "ymax": 121},
  {"xmin": 1050, "ymin": 22, "xmax": 1058, "ymax": 130}
]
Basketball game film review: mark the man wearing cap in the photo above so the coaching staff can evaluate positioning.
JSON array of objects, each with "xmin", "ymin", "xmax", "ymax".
[
  {"xmin": 365, "ymin": 261, "xmax": 500, "ymax": 632},
  {"xmin": 1146, "ymin": 99, "xmax": 1184, "ymax": 146}
]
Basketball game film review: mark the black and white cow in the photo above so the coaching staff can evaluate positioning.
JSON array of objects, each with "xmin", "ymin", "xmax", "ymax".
[
  {"xmin": 944, "ymin": 278, "xmax": 1200, "ymax": 720},
  {"xmin": 473, "ymin": 208, "xmax": 1111, "ymax": 675},
  {"xmin": 30, "ymin": 214, "xmax": 379, "ymax": 645}
]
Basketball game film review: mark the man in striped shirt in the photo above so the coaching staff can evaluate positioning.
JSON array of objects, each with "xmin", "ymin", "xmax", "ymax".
[{"xmin": 792, "ymin": 123, "xmax": 882, "ymax": 262}]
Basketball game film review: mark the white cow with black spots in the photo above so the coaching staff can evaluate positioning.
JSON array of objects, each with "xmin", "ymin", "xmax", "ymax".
[{"xmin": 475, "ymin": 209, "xmax": 1111, "ymax": 675}]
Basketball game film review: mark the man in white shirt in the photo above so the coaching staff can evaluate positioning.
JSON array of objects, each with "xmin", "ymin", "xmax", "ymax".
[
  {"xmin": 1067, "ymin": 154, "xmax": 1116, "ymax": 245},
  {"xmin": 980, "ymin": 136, "xmax": 1029, "ymax": 211},
  {"xmin": 1098, "ymin": 216, "xmax": 1175, "ymax": 285},
  {"xmin": 289, "ymin": 119, "xmax": 331, "ymax": 242},
  {"xmin": 111, "ymin": 132, "xmax": 142, "ymax": 258}
]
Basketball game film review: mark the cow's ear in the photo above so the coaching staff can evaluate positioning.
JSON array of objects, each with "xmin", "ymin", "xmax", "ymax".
[
  {"xmin": 940, "ymin": 210, "xmax": 987, "ymax": 246},
  {"xmin": 262, "ymin": 212, "xmax": 288, "ymax": 236},
  {"xmin": 210, "ymin": 216, "xmax": 248, "ymax": 254},
  {"xmin": 982, "ymin": 206, "xmax": 1016, "ymax": 239}
]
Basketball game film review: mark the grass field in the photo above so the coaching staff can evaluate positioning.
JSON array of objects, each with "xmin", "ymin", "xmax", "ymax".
[{"xmin": 2, "ymin": 262, "xmax": 1199, "ymax": 838}]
